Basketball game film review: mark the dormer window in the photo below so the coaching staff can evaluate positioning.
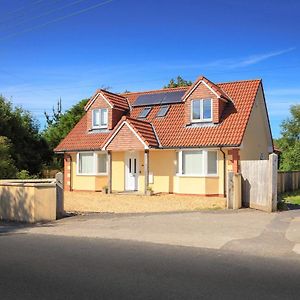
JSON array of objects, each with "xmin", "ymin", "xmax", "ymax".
[
  {"xmin": 191, "ymin": 99, "xmax": 212, "ymax": 122},
  {"xmin": 92, "ymin": 108, "xmax": 108, "ymax": 128}
]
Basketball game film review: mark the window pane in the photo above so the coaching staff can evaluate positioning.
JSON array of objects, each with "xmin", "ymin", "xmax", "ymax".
[
  {"xmin": 156, "ymin": 105, "xmax": 169, "ymax": 117},
  {"xmin": 97, "ymin": 153, "xmax": 107, "ymax": 173},
  {"xmin": 93, "ymin": 109, "xmax": 100, "ymax": 127},
  {"xmin": 183, "ymin": 151, "xmax": 203, "ymax": 175},
  {"xmin": 101, "ymin": 109, "xmax": 108, "ymax": 126},
  {"xmin": 138, "ymin": 107, "xmax": 151, "ymax": 118},
  {"xmin": 203, "ymin": 99, "xmax": 212, "ymax": 120},
  {"xmin": 79, "ymin": 153, "xmax": 94, "ymax": 174},
  {"xmin": 192, "ymin": 100, "xmax": 201, "ymax": 119},
  {"xmin": 207, "ymin": 151, "xmax": 217, "ymax": 174}
]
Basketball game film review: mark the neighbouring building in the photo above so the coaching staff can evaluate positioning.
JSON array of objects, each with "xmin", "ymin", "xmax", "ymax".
[{"xmin": 54, "ymin": 76, "xmax": 273, "ymax": 196}]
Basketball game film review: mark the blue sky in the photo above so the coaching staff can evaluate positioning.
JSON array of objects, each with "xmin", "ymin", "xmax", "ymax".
[{"xmin": 0, "ymin": 0, "xmax": 299, "ymax": 138}]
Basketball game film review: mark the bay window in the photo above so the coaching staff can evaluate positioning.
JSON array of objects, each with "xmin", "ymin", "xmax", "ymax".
[
  {"xmin": 191, "ymin": 99, "xmax": 212, "ymax": 122},
  {"xmin": 92, "ymin": 108, "xmax": 108, "ymax": 128},
  {"xmin": 176, "ymin": 150, "xmax": 218, "ymax": 176},
  {"xmin": 77, "ymin": 152, "xmax": 107, "ymax": 175}
]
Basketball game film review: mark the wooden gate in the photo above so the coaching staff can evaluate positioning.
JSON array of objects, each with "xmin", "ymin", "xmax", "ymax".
[{"xmin": 240, "ymin": 154, "xmax": 277, "ymax": 212}]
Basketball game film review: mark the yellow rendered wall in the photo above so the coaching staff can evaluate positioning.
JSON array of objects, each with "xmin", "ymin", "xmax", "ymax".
[
  {"xmin": 149, "ymin": 149, "xmax": 224, "ymax": 195},
  {"xmin": 70, "ymin": 153, "xmax": 108, "ymax": 191},
  {"xmin": 149, "ymin": 150, "xmax": 176, "ymax": 193},
  {"xmin": 138, "ymin": 151, "xmax": 145, "ymax": 192},
  {"xmin": 112, "ymin": 151, "xmax": 125, "ymax": 191},
  {"xmin": 240, "ymin": 85, "xmax": 273, "ymax": 160}
]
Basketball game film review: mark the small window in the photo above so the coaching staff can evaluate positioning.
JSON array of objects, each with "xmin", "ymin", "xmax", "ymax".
[
  {"xmin": 182, "ymin": 151, "xmax": 203, "ymax": 175},
  {"xmin": 207, "ymin": 151, "xmax": 217, "ymax": 175},
  {"xmin": 138, "ymin": 107, "xmax": 151, "ymax": 118},
  {"xmin": 92, "ymin": 108, "xmax": 108, "ymax": 128},
  {"xmin": 156, "ymin": 105, "xmax": 170, "ymax": 117},
  {"xmin": 191, "ymin": 99, "xmax": 212, "ymax": 122},
  {"xmin": 97, "ymin": 153, "xmax": 107, "ymax": 173}
]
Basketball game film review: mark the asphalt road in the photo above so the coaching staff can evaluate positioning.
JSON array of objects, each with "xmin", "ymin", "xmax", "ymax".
[{"xmin": 1, "ymin": 233, "xmax": 300, "ymax": 300}]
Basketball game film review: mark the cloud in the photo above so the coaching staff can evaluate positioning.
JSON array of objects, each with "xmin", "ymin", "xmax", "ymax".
[
  {"xmin": 204, "ymin": 47, "xmax": 296, "ymax": 69},
  {"xmin": 156, "ymin": 47, "xmax": 296, "ymax": 71}
]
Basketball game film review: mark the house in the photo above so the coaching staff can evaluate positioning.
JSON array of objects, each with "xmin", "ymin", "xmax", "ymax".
[{"xmin": 54, "ymin": 76, "xmax": 273, "ymax": 196}]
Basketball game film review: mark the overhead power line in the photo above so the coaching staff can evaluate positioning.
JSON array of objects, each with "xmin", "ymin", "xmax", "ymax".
[
  {"xmin": 0, "ymin": 0, "xmax": 45, "ymax": 26},
  {"xmin": 0, "ymin": 0, "xmax": 114, "ymax": 42},
  {"xmin": 0, "ymin": 0, "xmax": 89, "ymax": 34}
]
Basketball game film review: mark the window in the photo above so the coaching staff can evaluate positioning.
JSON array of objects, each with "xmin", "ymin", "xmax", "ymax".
[
  {"xmin": 176, "ymin": 150, "xmax": 218, "ymax": 176},
  {"xmin": 156, "ymin": 105, "xmax": 170, "ymax": 117},
  {"xmin": 92, "ymin": 108, "xmax": 108, "ymax": 128},
  {"xmin": 138, "ymin": 107, "xmax": 151, "ymax": 118},
  {"xmin": 191, "ymin": 99, "xmax": 212, "ymax": 122},
  {"xmin": 97, "ymin": 153, "xmax": 107, "ymax": 173},
  {"xmin": 182, "ymin": 151, "xmax": 203, "ymax": 175},
  {"xmin": 77, "ymin": 152, "xmax": 107, "ymax": 175},
  {"xmin": 78, "ymin": 153, "xmax": 94, "ymax": 174}
]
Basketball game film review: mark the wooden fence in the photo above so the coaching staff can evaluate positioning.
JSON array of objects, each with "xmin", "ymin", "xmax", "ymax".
[
  {"xmin": 240, "ymin": 154, "xmax": 277, "ymax": 212},
  {"xmin": 277, "ymin": 171, "xmax": 300, "ymax": 194}
]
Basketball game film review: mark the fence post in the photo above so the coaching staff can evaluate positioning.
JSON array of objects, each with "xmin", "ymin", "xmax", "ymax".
[
  {"xmin": 227, "ymin": 171, "xmax": 242, "ymax": 209},
  {"xmin": 56, "ymin": 172, "xmax": 64, "ymax": 218},
  {"xmin": 268, "ymin": 153, "xmax": 278, "ymax": 212}
]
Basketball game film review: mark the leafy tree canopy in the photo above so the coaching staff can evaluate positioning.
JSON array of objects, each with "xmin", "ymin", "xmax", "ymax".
[
  {"xmin": 277, "ymin": 104, "xmax": 300, "ymax": 171},
  {"xmin": 0, "ymin": 95, "xmax": 50, "ymax": 176},
  {"xmin": 164, "ymin": 76, "xmax": 192, "ymax": 88},
  {"xmin": 0, "ymin": 136, "xmax": 17, "ymax": 178}
]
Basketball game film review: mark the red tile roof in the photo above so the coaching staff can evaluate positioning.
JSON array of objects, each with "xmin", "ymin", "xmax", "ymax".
[
  {"xmin": 54, "ymin": 114, "xmax": 110, "ymax": 152},
  {"xmin": 182, "ymin": 76, "xmax": 231, "ymax": 102},
  {"xmin": 103, "ymin": 116, "xmax": 159, "ymax": 149},
  {"xmin": 85, "ymin": 89, "xmax": 129, "ymax": 111},
  {"xmin": 55, "ymin": 78, "xmax": 262, "ymax": 152}
]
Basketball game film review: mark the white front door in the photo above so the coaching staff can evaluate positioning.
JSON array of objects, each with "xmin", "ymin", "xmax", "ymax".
[{"xmin": 125, "ymin": 152, "xmax": 138, "ymax": 191}]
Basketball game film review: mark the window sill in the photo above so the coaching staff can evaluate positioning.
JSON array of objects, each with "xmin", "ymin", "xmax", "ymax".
[
  {"xmin": 191, "ymin": 119, "xmax": 213, "ymax": 123},
  {"xmin": 176, "ymin": 174, "xmax": 218, "ymax": 178},
  {"xmin": 77, "ymin": 173, "xmax": 108, "ymax": 176}
]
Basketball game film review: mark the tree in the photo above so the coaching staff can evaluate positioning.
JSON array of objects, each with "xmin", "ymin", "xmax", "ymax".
[
  {"xmin": 43, "ymin": 98, "xmax": 88, "ymax": 151},
  {"xmin": 164, "ymin": 76, "xmax": 192, "ymax": 88},
  {"xmin": 0, "ymin": 136, "xmax": 17, "ymax": 178},
  {"xmin": 44, "ymin": 98, "xmax": 62, "ymax": 126},
  {"xmin": 0, "ymin": 95, "xmax": 51, "ymax": 176},
  {"xmin": 277, "ymin": 104, "xmax": 300, "ymax": 171}
]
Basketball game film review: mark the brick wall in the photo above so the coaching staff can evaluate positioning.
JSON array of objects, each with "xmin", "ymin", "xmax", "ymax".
[
  {"xmin": 185, "ymin": 82, "xmax": 225, "ymax": 124},
  {"xmin": 64, "ymin": 153, "xmax": 72, "ymax": 191},
  {"xmin": 228, "ymin": 149, "xmax": 240, "ymax": 174},
  {"xmin": 87, "ymin": 93, "xmax": 126, "ymax": 130},
  {"xmin": 106, "ymin": 123, "xmax": 145, "ymax": 151}
]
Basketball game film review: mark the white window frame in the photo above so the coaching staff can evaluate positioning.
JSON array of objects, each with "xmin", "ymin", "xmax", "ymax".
[
  {"xmin": 77, "ymin": 151, "xmax": 108, "ymax": 176},
  {"xmin": 176, "ymin": 149, "xmax": 218, "ymax": 177},
  {"xmin": 191, "ymin": 99, "xmax": 213, "ymax": 123},
  {"xmin": 92, "ymin": 108, "xmax": 108, "ymax": 129}
]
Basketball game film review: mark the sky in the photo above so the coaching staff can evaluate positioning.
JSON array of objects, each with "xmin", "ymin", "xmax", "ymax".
[{"xmin": 0, "ymin": 0, "xmax": 299, "ymax": 138}]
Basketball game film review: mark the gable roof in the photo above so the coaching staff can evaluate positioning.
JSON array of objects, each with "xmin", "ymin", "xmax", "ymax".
[
  {"xmin": 182, "ymin": 76, "xmax": 232, "ymax": 102},
  {"xmin": 85, "ymin": 89, "xmax": 129, "ymax": 111},
  {"xmin": 102, "ymin": 116, "xmax": 159, "ymax": 150},
  {"xmin": 55, "ymin": 77, "xmax": 263, "ymax": 152}
]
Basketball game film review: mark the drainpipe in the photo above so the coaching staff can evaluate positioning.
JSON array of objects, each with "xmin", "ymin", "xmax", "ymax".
[{"xmin": 220, "ymin": 147, "xmax": 226, "ymax": 197}]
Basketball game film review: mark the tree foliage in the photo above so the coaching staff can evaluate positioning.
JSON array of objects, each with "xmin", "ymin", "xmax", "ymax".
[
  {"xmin": 0, "ymin": 136, "xmax": 17, "ymax": 178},
  {"xmin": 0, "ymin": 95, "xmax": 51, "ymax": 177},
  {"xmin": 43, "ymin": 98, "xmax": 88, "ymax": 151},
  {"xmin": 277, "ymin": 104, "xmax": 300, "ymax": 171},
  {"xmin": 164, "ymin": 76, "xmax": 192, "ymax": 88}
]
